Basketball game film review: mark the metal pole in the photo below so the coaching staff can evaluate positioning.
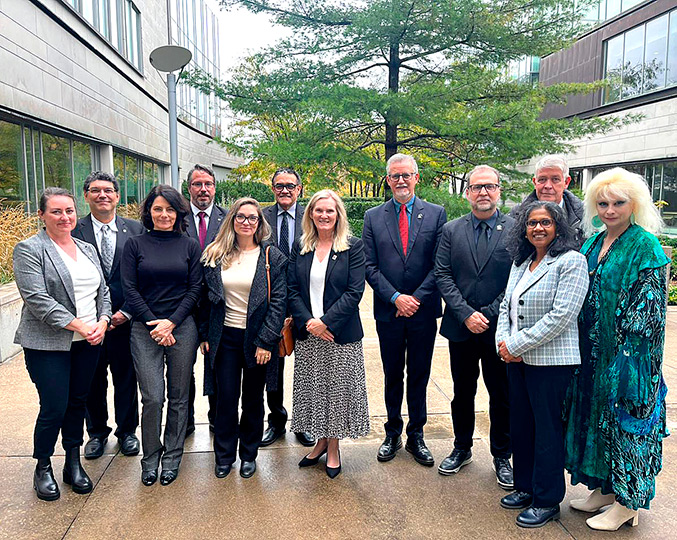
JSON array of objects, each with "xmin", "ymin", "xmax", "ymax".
[{"xmin": 167, "ymin": 72, "xmax": 179, "ymax": 189}]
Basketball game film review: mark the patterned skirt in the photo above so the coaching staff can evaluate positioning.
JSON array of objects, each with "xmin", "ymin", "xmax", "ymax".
[{"xmin": 290, "ymin": 335, "xmax": 370, "ymax": 440}]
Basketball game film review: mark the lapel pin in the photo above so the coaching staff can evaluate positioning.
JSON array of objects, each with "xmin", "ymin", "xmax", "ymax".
[
  {"xmin": 332, "ymin": 254, "xmax": 337, "ymax": 260},
  {"xmin": 497, "ymin": 225, "xmax": 503, "ymax": 231},
  {"xmin": 122, "ymin": 228, "xmax": 127, "ymax": 233},
  {"xmin": 417, "ymin": 213, "xmax": 423, "ymax": 219}
]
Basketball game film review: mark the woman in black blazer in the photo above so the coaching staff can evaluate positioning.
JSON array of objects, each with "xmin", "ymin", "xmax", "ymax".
[
  {"xmin": 288, "ymin": 189, "xmax": 369, "ymax": 478},
  {"xmin": 199, "ymin": 198, "xmax": 287, "ymax": 479}
]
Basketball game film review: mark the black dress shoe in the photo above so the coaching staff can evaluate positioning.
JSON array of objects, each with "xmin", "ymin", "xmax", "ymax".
[
  {"xmin": 84, "ymin": 437, "xmax": 107, "ymax": 460},
  {"xmin": 500, "ymin": 491, "xmax": 533, "ymax": 509},
  {"xmin": 34, "ymin": 458, "xmax": 60, "ymax": 501},
  {"xmin": 299, "ymin": 447, "xmax": 327, "ymax": 467},
  {"xmin": 493, "ymin": 457, "xmax": 514, "ymax": 490},
  {"xmin": 141, "ymin": 469, "xmax": 158, "ymax": 486},
  {"xmin": 260, "ymin": 426, "xmax": 286, "ymax": 447},
  {"xmin": 119, "ymin": 434, "xmax": 140, "ymax": 457},
  {"xmin": 160, "ymin": 469, "xmax": 178, "ymax": 486},
  {"xmin": 405, "ymin": 437, "xmax": 434, "ymax": 467},
  {"xmin": 214, "ymin": 464, "xmax": 232, "ymax": 478},
  {"xmin": 516, "ymin": 505, "xmax": 561, "ymax": 528},
  {"xmin": 63, "ymin": 447, "xmax": 93, "ymax": 494},
  {"xmin": 377, "ymin": 436, "xmax": 402, "ymax": 462},
  {"xmin": 438, "ymin": 448, "xmax": 472, "ymax": 475},
  {"xmin": 240, "ymin": 460, "xmax": 256, "ymax": 478},
  {"xmin": 295, "ymin": 431, "xmax": 315, "ymax": 447},
  {"xmin": 185, "ymin": 424, "xmax": 196, "ymax": 437},
  {"xmin": 209, "ymin": 423, "xmax": 215, "ymax": 433}
]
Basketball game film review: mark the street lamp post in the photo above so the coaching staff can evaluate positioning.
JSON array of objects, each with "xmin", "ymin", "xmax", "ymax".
[{"xmin": 149, "ymin": 45, "xmax": 192, "ymax": 189}]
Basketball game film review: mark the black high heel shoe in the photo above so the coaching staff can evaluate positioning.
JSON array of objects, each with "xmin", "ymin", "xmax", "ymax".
[
  {"xmin": 326, "ymin": 450, "xmax": 341, "ymax": 479},
  {"xmin": 298, "ymin": 447, "xmax": 327, "ymax": 467}
]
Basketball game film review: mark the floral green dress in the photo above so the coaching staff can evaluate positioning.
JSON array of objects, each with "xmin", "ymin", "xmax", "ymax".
[{"xmin": 564, "ymin": 224, "xmax": 670, "ymax": 510}]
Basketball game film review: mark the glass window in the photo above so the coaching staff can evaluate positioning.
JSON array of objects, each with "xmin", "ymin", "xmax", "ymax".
[
  {"xmin": 606, "ymin": 0, "xmax": 621, "ymax": 19},
  {"xmin": 643, "ymin": 15, "xmax": 668, "ymax": 92},
  {"xmin": 622, "ymin": 25, "xmax": 645, "ymax": 99},
  {"xmin": 126, "ymin": 1, "xmax": 140, "ymax": 70},
  {"xmin": 125, "ymin": 155, "xmax": 139, "ymax": 204},
  {"xmin": 82, "ymin": 0, "xmax": 96, "ymax": 26},
  {"xmin": 110, "ymin": 0, "xmax": 121, "ymax": 51},
  {"xmin": 113, "ymin": 151, "xmax": 126, "ymax": 201},
  {"xmin": 73, "ymin": 141, "xmax": 94, "ymax": 214},
  {"xmin": 24, "ymin": 127, "xmax": 38, "ymax": 212},
  {"xmin": 604, "ymin": 35, "xmax": 624, "ymax": 103},
  {"xmin": 142, "ymin": 160, "xmax": 155, "ymax": 197},
  {"xmin": 42, "ymin": 133, "xmax": 72, "ymax": 190},
  {"xmin": 669, "ymin": 12, "xmax": 677, "ymax": 86},
  {"xmin": 98, "ymin": 0, "xmax": 110, "ymax": 40},
  {"xmin": 0, "ymin": 120, "xmax": 27, "ymax": 207},
  {"xmin": 661, "ymin": 163, "xmax": 677, "ymax": 228}
]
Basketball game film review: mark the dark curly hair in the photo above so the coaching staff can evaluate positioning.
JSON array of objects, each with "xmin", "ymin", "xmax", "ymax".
[
  {"xmin": 140, "ymin": 185, "xmax": 189, "ymax": 233},
  {"xmin": 507, "ymin": 201, "xmax": 582, "ymax": 266}
]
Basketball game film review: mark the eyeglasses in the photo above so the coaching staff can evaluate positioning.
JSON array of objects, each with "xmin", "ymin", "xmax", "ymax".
[
  {"xmin": 88, "ymin": 188, "xmax": 117, "ymax": 195},
  {"xmin": 526, "ymin": 218, "xmax": 554, "ymax": 229},
  {"xmin": 273, "ymin": 183, "xmax": 298, "ymax": 192},
  {"xmin": 535, "ymin": 176, "xmax": 564, "ymax": 185},
  {"xmin": 388, "ymin": 173, "xmax": 416, "ymax": 181},
  {"xmin": 234, "ymin": 214, "xmax": 260, "ymax": 225},
  {"xmin": 467, "ymin": 183, "xmax": 499, "ymax": 193},
  {"xmin": 191, "ymin": 182, "xmax": 215, "ymax": 189}
]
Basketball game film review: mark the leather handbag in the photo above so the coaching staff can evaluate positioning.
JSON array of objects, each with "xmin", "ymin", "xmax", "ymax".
[{"xmin": 265, "ymin": 246, "xmax": 295, "ymax": 357}]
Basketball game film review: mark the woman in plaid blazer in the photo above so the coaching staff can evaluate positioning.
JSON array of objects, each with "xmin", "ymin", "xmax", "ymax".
[{"xmin": 495, "ymin": 201, "xmax": 588, "ymax": 528}]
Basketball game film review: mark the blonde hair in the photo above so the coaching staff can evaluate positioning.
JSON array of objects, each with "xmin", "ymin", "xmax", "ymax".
[
  {"xmin": 300, "ymin": 190, "xmax": 351, "ymax": 255},
  {"xmin": 201, "ymin": 198, "xmax": 271, "ymax": 268},
  {"xmin": 583, "ymin": 167, "xmax": 664, "ymax": 236}
]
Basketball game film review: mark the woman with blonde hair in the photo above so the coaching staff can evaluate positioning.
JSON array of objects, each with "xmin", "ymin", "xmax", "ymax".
[
  {"xmin": 564, "ymin": 168, "xmax": 670, "ymax": 530},
  {"xmin": 287, "ymin": 189, "xmax": 369, "ymax": 478},
  {"xmin": 199, "ymin": 197, "xmax": 287, "ymax": 479}
]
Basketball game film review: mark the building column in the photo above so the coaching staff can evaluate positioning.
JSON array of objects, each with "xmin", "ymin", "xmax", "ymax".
[
  {"xmin": 100, "ymin": 145, "xmax": 114, "ymax": 174},
  {"xmin": 581, "ymin": 168, "xmax": 593, "ymax": 191}
]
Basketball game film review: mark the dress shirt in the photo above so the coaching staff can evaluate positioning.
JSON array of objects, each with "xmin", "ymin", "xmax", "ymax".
[
  {"xmin": 191, "ymin": 202, "xmax": 214, "ymax": 232},
  {"xmin": 276, "ymin": 203, "xmax": 297, "ymax": 248},
  {"xmin": 470, "ymin": 210, "xmax": 498, "ymax": 245},
  {"xmin": 91, "ymin": 214, "xmax": 118, "ymax": 254},
  {"xmin": 390, "ymin": 196, "xmax": 416, "ymax": 304}
]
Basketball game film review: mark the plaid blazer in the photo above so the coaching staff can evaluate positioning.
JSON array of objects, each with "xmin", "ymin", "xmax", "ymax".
[{"xmin": 495, "ymin": 250, "xmax": 589, "ymax": 366}]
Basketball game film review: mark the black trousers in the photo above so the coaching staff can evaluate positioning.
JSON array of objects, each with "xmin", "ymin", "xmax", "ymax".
[
  {"xmin": 448, "ymin": 334, "xmax": 510, "ymax": 458},
  {"xmin": 376, "ymin": 317, "xmax": 437, "ymax": 439},
  {"xmin": 85, "ymin": 321, "xmax": 139, "ymax": 440},
  {"xmin": 265, "ymin": 355, "xmax": 288, "ymax": 430},
  {"xmin": 24, "ymin": 341, "xmax": 101, "ymax": 459},
  {"xmin": 508, "ymin": 362, "xmax": 574, "ymax": 507},
  {"xmin": 213, "ymin": 326, "xmax": 267, "ymax": 465}
]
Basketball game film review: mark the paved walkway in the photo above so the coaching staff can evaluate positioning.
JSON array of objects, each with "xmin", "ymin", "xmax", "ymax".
[{"xmin": 1, "ymin": 288, "xmax": 675, "ymax": 539}]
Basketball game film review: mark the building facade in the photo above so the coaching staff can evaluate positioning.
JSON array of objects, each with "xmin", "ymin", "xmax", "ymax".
[
  {"xmin": 0, "ymin": 0, "xmax": 240, "ymax": 213},
  {"xmin": 538, "ymin": 0, "xmax": 677, "ymax": 232}
]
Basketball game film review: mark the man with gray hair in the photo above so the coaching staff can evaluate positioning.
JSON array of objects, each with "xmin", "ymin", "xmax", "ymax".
[
  {"xmin": 363, "ymin": 153, "xmax": 446, "ymax": 467},
  {"xmin": 510, "ymin": 155, "xmax": 583, "ymax": 232},
  {"xmin": 434, "ymin": 164, "xmax": 514, "ymax": 488}
]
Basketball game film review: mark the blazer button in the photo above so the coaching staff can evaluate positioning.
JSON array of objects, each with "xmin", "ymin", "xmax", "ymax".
[
  {"xmin": 518, "ymin": 315, "xmax": 524, "ymax": 320},
  {"xmin": 518, "ymin": 299, "xmax": 524, "ymax": 306}
]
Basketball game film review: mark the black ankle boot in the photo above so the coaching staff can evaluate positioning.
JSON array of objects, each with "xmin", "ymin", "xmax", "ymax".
[
  {"xmin": 34, "ymin": 458, "xmax": 60, "ymax": 501},
  {"xmin": 63, "ymin": 447, "xmax": 93, "ymax": 494}
]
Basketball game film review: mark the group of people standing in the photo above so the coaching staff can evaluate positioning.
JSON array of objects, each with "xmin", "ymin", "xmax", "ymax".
[{"xmin": 12, "ymin": 153, "xmax": 669, "ymax": 533}]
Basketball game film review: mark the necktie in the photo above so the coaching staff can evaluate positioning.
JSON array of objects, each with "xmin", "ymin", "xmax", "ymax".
[
  {"xmin": 100, "ymin": 224, "xmax": 114, "ymax": 276},
  {"xmin": 399, "ymin": 205, "xmax": 409, "ymax": 256},
  {"xmin": 477, "ymin": 221, "xmax": 489, "ymax": 266},
  {"xmin": 198, "ymin": 211, "xmax": 207, "ymax": 250},
  {"xmin": 279, "ymin": 211, "xmax": 290, "ymax": 255}
]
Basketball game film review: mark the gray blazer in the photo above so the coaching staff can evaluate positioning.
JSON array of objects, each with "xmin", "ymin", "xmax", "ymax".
[
  {"xmin": 13, "ymin": 229, "xmax": 112, "ymax": 351},
  {"xmin": 495, "ymin": 250, "xmax": 588, "ymax": 366}
]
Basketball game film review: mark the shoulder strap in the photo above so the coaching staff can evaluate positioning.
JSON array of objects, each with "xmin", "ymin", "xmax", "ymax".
[{"xmin": 265, "ymin": 245, "xmax": 271, "ymax": 304}]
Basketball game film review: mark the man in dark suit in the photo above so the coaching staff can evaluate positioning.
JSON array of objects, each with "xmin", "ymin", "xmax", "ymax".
[
  {"xmin": 73, "ymin": 171, "xmax": 145, "ymax": 459},
  {"xmin": 183, "ymin": 164, "xmax": 228, "ymax": 435},
  {"xmin": 260, "ymin": 168, "xmax": 314, "ymax": 448},
  {"xmin": 434, "ymin": 165, "xmax": 514, "ymax": 489},
  {"xmin": 363, "ymin": 154, "xmax": 446, "ymax": 467}
]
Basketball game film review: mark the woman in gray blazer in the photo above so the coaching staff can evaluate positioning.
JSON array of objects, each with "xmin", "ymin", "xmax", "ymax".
[
  {"xmin": 495, "ymin": 201, "xmax": 588, "ymax": 528},
  {"xmin": 13, "ymin": 187, "xmax": 111, "ymax": 502}
]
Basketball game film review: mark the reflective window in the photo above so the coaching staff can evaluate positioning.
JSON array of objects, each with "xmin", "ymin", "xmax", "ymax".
[
  {"xmin": 669, "ymin": 13, "xmax": 677, "ymax": 86},
  {"xmin": 113, "ymin": 151, "xmax": 163, "ymax": 205},
  {"xmin": 0, "ymin": 120, "xmax": 27, "ymax": 207},
  {"xmin": 663, "ymin": 163, "xmax": 677, "ymax": 229},
  {"xmin": 604, "ymin": 35, "xmax": 624, "ymax": 103},
  {"xmin": 42, "ymin": 133, "xmax": 72, "ymax": 190},
  {"xmin": 644, "ymin": 16, "xmax": 668, "ymax": 92}
]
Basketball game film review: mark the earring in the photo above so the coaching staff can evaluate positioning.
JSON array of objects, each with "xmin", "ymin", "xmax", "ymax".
[{"xmin": 592, "ymin": 215, "xmax": 603, "ymax": 228}]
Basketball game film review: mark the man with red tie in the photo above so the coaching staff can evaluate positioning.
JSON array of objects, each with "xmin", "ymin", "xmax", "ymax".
[
  {"xmin": 183, "ymin": 164, "xmax": 228, "ymax": 435},
  {"xmin": 363, "ymin": 154, "xmax": 446, "ymax": 467}
]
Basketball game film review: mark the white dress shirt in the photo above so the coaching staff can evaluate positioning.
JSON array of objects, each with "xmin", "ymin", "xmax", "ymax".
[
  {"xmin": 309, "ymin": 251, "xmax": 329, "ymax": 319},
  {"xmin": 91, "ymin": 214, "xmax": 117, "ymax": 254},
  {"xmin": 191, "ymin": 202, "xmax": 214, "ymax": 232}
]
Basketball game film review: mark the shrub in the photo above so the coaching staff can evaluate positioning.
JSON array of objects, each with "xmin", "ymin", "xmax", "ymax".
[
  {"xmin": 669, "ymin": 284, "xmax": 677, "ymax": 306},
  {"xmin": 182, "ymin": 180, "xmax": 274, "ymax": 206},
  {"xmin": 415, "ymin": 185, "xmax": 470, "ymax": 220},
  {"xmin": 0, "ymin": 205, "xmax": 40, "ymax": 284}
]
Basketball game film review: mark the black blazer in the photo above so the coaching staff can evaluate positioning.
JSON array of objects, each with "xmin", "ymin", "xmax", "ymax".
[
  {"xmin": 184, "ymin": 204, "xmax": 228, "ymax": 251},
  {"xmin": 363, "ymin": 197, "xmax": 446, "ymax": 322},
  {"xmin": 199, "ymin": 243, "xmax": 287, "ymax": 394},
  {"xmin": 72, "ymin": 214, "xmax": 145, "ymax": 313},
  {"xmin": 287, "ymin": 236, "xmax": 365, "ymax": 344},
  {"xmin": 262, "ymin": 202, "xmax": 305, "ymax": 252},
  {"xmin": 434, "ymin": 211, "xmax": 514, "ymax": 343}
]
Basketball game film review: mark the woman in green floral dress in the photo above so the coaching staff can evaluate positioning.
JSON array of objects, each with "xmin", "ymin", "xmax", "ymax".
[{"xmin": 564, "ymin": 167, "xmax": 670, "ymax": 531}]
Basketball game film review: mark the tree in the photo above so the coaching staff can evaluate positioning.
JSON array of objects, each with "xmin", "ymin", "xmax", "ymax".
[{"xmin": 185, "ymin": 0, "xmax": 637, "ymax": 190}]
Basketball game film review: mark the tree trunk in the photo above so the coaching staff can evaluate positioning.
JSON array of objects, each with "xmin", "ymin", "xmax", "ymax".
[{"xmin": 384, "ymin": 39, "xmax": 401, "ymax": 199}]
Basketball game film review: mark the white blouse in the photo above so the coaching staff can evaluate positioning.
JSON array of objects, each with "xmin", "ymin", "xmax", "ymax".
[
  {"xmin": 309, "ymin": 251, "xmax": 329, "ymax": 319},
  {"xmin": 221, "ymin": 246, "xmax": 260, "ymax": 329}
]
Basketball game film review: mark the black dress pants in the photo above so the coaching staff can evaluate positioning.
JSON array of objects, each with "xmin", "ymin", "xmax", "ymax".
[
  {"xmin": 448, "ymin": 333, "xmax": 510, "ymax": 458},
  {"xmin": 265, "ymin": 355, "xmax": 288, "ymax": 430},
  {"xmin": 24, "ymin": 341, "xmax": 101, "ymax": 459},
  {"xmin": 376, "ymin": 317, "xmax": 437, "ymax": 439},
  {"xmin": 508, "ymin": 362, "xmax": 574, "ymax": 507},
  {"xmin": 85, "ymin": 321, "xmax": 139, "ymax": 440},
  {"xmin": 213, "ymin": 326, "xmax": 267, "ymax": 465}
]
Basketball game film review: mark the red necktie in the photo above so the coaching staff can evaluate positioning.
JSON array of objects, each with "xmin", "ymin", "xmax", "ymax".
[
  {"xmin": 399, "ymin": 206, "xmax": 408, "ymax": 256},
  {"xmin": 198, "ymin": 211, "xmax": 207, "ymax": 249}
]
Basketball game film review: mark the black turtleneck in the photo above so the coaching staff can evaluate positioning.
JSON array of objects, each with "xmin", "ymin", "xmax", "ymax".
[{"xmin": 121, "ymin": 230, "xmax": 203, "ymax": 325}]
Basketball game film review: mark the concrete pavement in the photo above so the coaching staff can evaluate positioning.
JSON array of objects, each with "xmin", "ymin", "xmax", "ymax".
[{"xmin": 1, "ymin": 288, "xmax": 675, "ymax": 539}]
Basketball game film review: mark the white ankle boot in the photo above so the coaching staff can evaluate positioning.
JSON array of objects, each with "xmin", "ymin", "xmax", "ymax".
[
  {"xmin": 570, "ymin": 488, "xmax": 616, "ymax": 512},
  {"xmin": 586, "ymin": 501, "xmax": 639, "ymax": 531}
]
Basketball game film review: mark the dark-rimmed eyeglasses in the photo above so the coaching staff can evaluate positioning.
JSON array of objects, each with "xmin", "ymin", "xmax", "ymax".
[
  {"xmin": 526, "ymin": 218, "xmax": 554, "ymax": 229},
  {"xmin": 467, "ymin": 183, "xmax": 499, "ymax": 193},
  {"xmin": 273, "ymin": 183, "xmax": 299, "ymax": 193},
  {"xmin": 190, "ymin": 181, "xmax": 215, "ymax": 189},
  {"xmin": 87, "ymin": 187, "xmax": 117, "ymax": 195},
  {"xmin": 388, "ymin": 173, "xmax": 416, "ymax": 181},
  {"xmin": 234, "ymin": 214, "xmax": 260, "ymax": 225}
]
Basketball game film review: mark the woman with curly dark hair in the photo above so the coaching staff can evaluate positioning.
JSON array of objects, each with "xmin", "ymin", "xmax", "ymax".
[
  {"xmin": 121, "ymin": 185, "xmax": 203, "ymax": 487},
  {"xmin": 495, "ymin": 201, "xmax": 588, "ymax": 528}
]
